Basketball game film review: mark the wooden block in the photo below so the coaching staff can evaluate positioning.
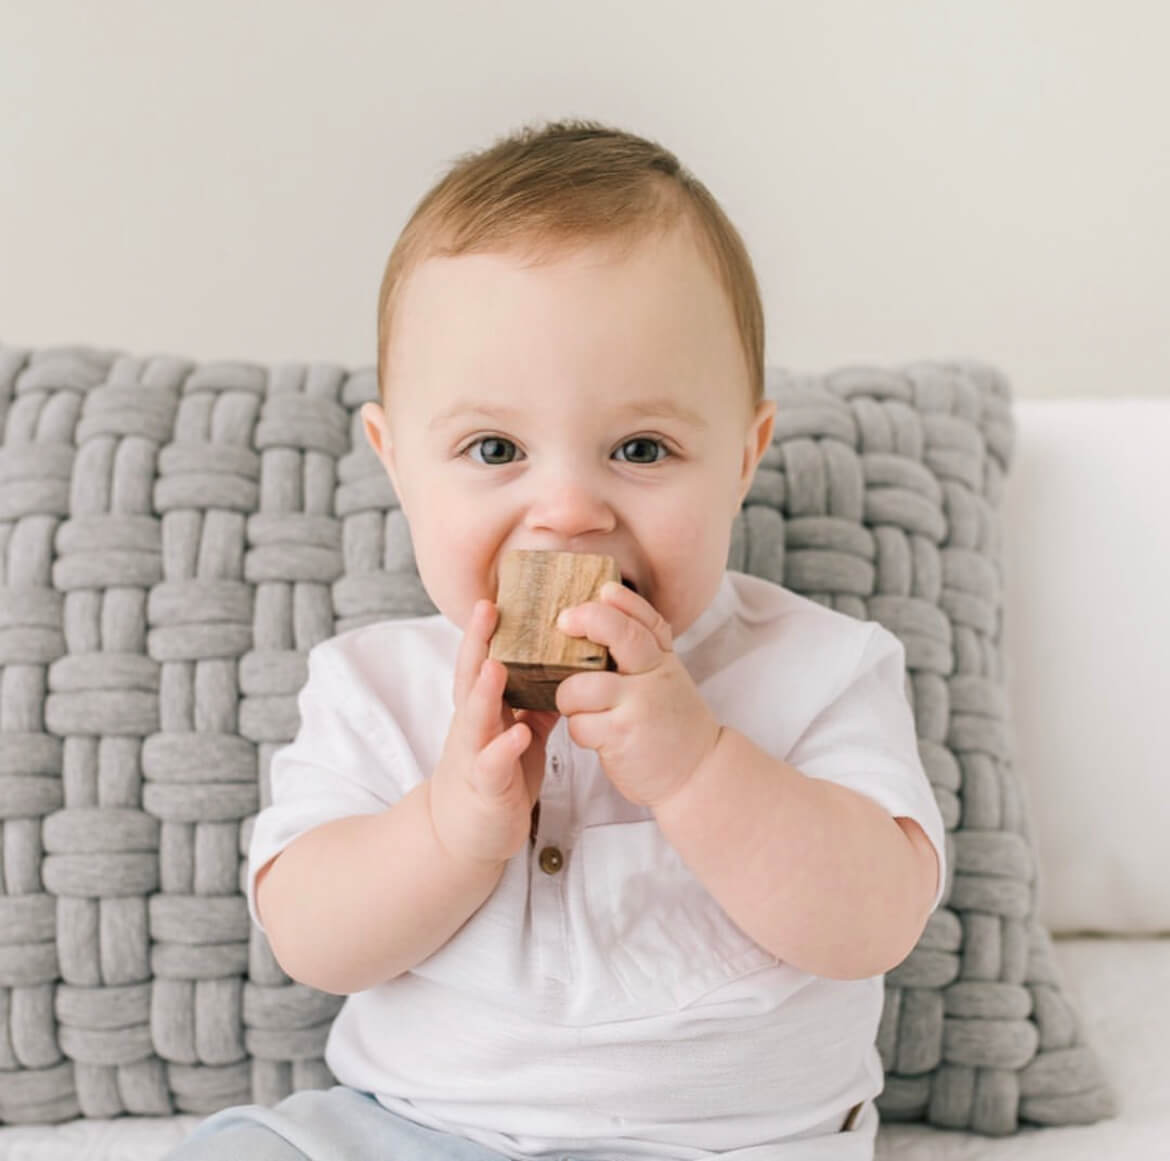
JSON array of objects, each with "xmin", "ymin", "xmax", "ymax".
[{"xmin": 488, "ymin": 549, "xmax": 620, "ymax": 710}]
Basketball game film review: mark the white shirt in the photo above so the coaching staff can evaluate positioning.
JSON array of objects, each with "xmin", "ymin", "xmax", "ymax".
[{"xmin": 247, "ymin": 569, "xmax": 947, "ymax": 1161}]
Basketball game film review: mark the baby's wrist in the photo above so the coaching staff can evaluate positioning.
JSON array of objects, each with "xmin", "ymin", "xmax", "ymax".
[
  {"xmin": 424, "ymin": 779, "xmax": 511, "ymax": 876},
  {"xmin": 652, "ymin": 720, "xmax": 729, "ymax": 813}
]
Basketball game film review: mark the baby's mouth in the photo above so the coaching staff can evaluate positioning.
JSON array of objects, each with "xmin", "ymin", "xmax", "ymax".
[{"xmin": 621, "ymin": 575, "xmax": 639, "ymax": 595}]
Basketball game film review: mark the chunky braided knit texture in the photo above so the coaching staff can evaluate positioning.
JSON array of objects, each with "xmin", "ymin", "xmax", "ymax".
[{"xmin": 0, "ymin": 345, "xmax": 1114, "ymax": 1132}]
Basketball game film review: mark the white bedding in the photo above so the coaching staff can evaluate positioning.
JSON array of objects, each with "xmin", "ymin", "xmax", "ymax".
[
  {"xmin": 876, "ymin": 937, "xmax": 1170, "ymax": 1160},
  {"xmin": 1, "ymin": 938, "xmax": 1165, "ymax": 1161}
]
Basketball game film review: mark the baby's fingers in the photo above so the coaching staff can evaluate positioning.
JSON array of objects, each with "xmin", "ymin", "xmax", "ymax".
[
  {"xmin": 463, "ymin": 655, "xmax": 512, "ymax": 751},
  {"xmin": 467, "ymin": 659, "xmax": 528, "ymax": 795},
  {"xmin": 453, "ymin": 600, "xmax": 497, "ymax": 708},
  {"xmin": 473, "ymin": 716, "xmax": 530, "ymax": 798}
]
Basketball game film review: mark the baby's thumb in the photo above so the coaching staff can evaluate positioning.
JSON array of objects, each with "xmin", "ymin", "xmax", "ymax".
[{"xmin": 474, "ymin": 721, "xmax": 531, "ymax": 798}]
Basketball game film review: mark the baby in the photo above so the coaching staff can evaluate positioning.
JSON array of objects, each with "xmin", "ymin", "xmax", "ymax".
[{"xmin": 168, "ymin": 118, "xmax": 945, "ymax": 1161}]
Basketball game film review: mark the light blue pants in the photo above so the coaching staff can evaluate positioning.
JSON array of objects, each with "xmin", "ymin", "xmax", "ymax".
[
  {"xmin": 164, "ymin": 1085, "xmax": 542, "ymax": 1161},
  {"xmin": 165, "ymin": 1083, "xmax": 867, "ymax": 1159}
]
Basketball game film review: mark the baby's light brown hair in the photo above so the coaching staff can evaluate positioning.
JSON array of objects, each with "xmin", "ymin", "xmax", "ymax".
[{"xmin": 375, "ymin": 117, "xmax": 765, "ymax": 414}]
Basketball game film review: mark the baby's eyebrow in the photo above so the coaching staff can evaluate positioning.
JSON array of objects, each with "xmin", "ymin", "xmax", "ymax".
[
  {"xmin": 428, "ymin": 402, "xmax": 524, "ymax": 431},
  {"xmin": 428, "ymin": 397, "xmax": 708, "ymax": 431}
]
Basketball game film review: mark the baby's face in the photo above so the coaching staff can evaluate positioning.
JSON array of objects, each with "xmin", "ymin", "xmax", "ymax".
[{"xmin": 361, "ymin": 223, "xmax": 775, "ymax": 641}]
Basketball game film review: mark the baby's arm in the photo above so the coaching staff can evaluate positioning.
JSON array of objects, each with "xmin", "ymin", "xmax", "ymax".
[
  {"xmin": 654, "ymin": 727, "xmax": 938, "ymax": 980},
  {"xmin": 254, "ymin": 599, "xmax": 556, "ymax": 996},
  {"xmin": 653, "ymin": 626, "xmax": 944, "ymax": 981},
  {"xmin": 254, "ymin": 781, "xmax": 505, "ymax": 995}
]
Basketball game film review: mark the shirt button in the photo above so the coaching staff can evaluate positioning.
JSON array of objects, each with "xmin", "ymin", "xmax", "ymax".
[
  {"xmin": 538, "ymin": 845, "xmax": 564, "ymax": 874},
  {"xmin": 550, "ymin": 756, "xmax": 560, "ymax": 772}
]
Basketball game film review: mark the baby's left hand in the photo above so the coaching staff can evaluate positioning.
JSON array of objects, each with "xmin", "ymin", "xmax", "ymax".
[{"xmin": 554, "ymin": 581, "xmax": 722, "ymax": 807}]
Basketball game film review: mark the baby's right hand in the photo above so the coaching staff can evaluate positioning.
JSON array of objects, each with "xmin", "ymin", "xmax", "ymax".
[{"xmin": 429, "ymin": 599, "xmax": 560, "ymax": 867}]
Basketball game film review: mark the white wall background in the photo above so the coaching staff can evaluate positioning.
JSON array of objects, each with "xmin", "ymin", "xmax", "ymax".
[{"xmin": 2, "ymin": 0, "xmax": 1166, "ymax": 399}]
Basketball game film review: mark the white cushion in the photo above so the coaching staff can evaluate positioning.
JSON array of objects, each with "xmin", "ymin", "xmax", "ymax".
[
  {"xmin": 1000, "ymin": 398, "xmax": 1170, "ymax": 935},
  {"xmin": 0, "ymin": 938, "xmax": 1160, "ymax": 1159},
  {"xmin": 877, "ymin": 937, "xmax": 1170, "ymax": 1158}
]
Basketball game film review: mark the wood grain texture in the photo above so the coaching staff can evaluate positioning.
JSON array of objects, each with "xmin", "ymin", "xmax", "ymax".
[{"xmin": 488, "ymin": 549, "xmax": 620, "ymax": 709}]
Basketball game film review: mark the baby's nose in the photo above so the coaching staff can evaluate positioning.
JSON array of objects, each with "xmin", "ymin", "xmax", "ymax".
[{"xmin": 524, "ymin": 476, "xmax": 616, "ymax": 537}]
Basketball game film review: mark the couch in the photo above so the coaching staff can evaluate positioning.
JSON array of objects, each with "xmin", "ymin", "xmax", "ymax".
[{"xmin": 0, "ymin": 346, "xmax": 1166, "ymax": 1160}]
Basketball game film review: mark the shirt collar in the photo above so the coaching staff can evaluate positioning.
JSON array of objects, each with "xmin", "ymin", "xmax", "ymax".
[{"xmin": 672, "ymin": 570, "xmax": 738, "ymax": 656}]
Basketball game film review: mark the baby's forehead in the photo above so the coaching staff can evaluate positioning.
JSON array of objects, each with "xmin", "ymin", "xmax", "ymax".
[{"xmin": 383, "ymin": 231, "xmax": 749, "ymax": 419}]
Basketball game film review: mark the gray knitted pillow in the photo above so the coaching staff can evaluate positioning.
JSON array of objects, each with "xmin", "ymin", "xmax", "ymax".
[{"xmin": 0, "ymin": 344, "xmax": 1114, "ymax": 1133}]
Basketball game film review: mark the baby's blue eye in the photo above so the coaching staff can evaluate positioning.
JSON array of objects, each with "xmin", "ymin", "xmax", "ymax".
[
  {"xmin": 615, "ymin": 437, "xmax": 670, "ymax": 464},
  {"xmin": 462, "ymin": 435, "xmax": 671, "ymax": 466},
  {"xmin": 467, "ymin": 436, "xmax": 517, "ymax": 465}
]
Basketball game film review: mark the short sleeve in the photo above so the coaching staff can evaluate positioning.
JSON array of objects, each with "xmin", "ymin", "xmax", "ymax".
[
  {"xmin": 785, "ymin": 623, "xmax": 947, "ymax": 913},
  {"xmin": 246, "ymin": 641, "xmax": 412, "ymax": 932}
]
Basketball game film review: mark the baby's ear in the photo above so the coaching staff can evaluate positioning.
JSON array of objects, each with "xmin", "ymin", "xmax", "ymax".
[
  {"xmin": 360, "ymin": 401, "xmax": 390, "ymax": 458},
  {"xmin": 739, "ymin": 398, "xmax": 776, "ymax": 492},
  {"xmin": 360, "ymin": 402, "xmax": 403, "ymax": 500}
]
